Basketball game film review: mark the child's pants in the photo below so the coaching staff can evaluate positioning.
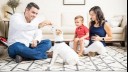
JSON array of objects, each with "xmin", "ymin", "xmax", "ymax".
[
  {"xmin": 84, "ymin": 41, "xmax": 107, "ymax": 55},
  {"xmin": 69, "ymin": 40, "xmax": 89, "ymax": 50}
]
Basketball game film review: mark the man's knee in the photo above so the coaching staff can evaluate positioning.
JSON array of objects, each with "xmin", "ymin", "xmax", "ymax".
[
  {"xmin": 41, "ymin": 39, "xmax": 52, "ymax": 48},
  {"xmin": 46, "ymin": 39, "xmax": 52, "ymax": 46},
  {"xmin": 8, "ymin": 42, "xmax": 23, "ymax": 58},
  {"xmin": 14, "ymin": 42, "xmax": 25, "ymax": 50},
  {"xmin": 10, "ymin": 42, "xmax": 26, "ymax": 53},
  {"xmin": 9, "ymin": 42, "xmax": 22, "ymax": 50}
]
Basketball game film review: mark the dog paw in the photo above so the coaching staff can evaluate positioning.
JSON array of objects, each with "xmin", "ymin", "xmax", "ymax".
[
  {"xmin": 77, "ymin": 61, "xmax": 83, "ymax": 66},
  {"xmin": 45, "ymin": 65, "xmax": 51, "ymax": 71},
  {"xmin": 45, "ymin": 67, "xmax": 51, "ymax": 71},
  {"xmin": 47, "ymin": 65, "xmax": 51, "ymax": 67}
]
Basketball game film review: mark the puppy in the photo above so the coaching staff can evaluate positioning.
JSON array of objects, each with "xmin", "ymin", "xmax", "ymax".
[{"xmin": 48, "ymin": 26, "xmax": 81, "ymax": 68}]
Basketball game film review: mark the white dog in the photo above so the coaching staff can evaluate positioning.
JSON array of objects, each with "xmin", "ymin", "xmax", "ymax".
[{"xmin": 48, "ymin": 26, "xmax": 81, "ymax": 68}]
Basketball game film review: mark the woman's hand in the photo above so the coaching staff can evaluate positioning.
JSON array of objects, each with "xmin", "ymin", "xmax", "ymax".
[{"xmin": 92, "ymin": 35, "xmax": 102, "ymax": 41}]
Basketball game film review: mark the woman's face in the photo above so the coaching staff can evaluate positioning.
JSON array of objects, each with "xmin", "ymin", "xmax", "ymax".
[{"xmin": 89, "ymin": 11, "xmax": 97, "ymax": 21}]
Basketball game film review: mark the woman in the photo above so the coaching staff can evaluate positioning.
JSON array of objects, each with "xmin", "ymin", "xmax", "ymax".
[{"xmin": 84, "ymin": 6, "xmax": 112, "ymax": 56}]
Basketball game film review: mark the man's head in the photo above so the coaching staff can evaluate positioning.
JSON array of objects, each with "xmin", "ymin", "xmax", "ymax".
[
  {"xmin": 24, "ymin": 2, "xmax": 40, "ymax": 22},
  {"xmin": 75, "ymin": 15, "xmax": 84, "ymax": 27}
]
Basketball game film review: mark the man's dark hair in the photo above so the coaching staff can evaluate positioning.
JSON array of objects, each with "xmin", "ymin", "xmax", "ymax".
[{"xmin": 26, "ymin": 2, "xmax": 40, "ymax": 10}]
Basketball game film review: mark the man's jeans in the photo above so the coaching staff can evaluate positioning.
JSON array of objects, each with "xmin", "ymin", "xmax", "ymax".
[{"xmin": 8, "ymin": 39, "xmax": 52, "ymax": 60}]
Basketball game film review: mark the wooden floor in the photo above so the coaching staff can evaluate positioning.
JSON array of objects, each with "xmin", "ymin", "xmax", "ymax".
[{"xmin": 0, "ymin": 43, "xmax": 127, "ymax": 71}]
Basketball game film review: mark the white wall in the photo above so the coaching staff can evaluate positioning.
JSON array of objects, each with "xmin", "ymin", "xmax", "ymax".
[{"xmin": 0, "ymin": 0, "xmax": 127, "ymax": 25}]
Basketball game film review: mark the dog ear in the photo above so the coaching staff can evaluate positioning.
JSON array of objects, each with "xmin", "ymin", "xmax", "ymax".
[
  {"xmin": 56, "ymin": 29, "xmax": 62, "ymax": 35},
  {"xmin": 59, "ymin": 30, "xmax": 62, "ymax": 34}
]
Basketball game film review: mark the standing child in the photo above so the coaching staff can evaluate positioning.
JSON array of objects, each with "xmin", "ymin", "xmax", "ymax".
[{"xmin": 70, "ymin": 15, "xmax": 89, "ymax": 57}]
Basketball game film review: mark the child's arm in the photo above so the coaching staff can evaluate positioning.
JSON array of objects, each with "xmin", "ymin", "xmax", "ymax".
[
  {"xmin": 80, "ymin": 32, "xmax": 89, "ymax": 40},
  {"xmin": 80, "ymin": 26, "xmax": 89, "ymax": 40},
  {"xmin": 71, "ymin": 29, "xmax": 77, "ymax": 41},
  {"xmin": 73, "ymin": 29, "xmax": 77, "ymax": 40},
  {"xmin": 74, "ymin": 34, "xmax": 77, "ymax": 39}
]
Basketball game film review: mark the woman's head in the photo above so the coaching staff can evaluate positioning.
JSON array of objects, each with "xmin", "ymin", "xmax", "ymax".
[{"xmin": 89, "ymin": 6, "xmax": 105, "ymax": 25}]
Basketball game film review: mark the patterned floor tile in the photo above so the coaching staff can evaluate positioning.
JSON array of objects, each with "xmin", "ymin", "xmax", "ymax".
[
  {"xmin": 0, "ymin": 46, "xmax": 127, "ymax": 71},
  {"xmin": 13, "ymin": 61, "xmax": 33, "ymax": 71},
  {"xmin": 0, "ymin": 61, "xmax": 17, "ymax": 71}
]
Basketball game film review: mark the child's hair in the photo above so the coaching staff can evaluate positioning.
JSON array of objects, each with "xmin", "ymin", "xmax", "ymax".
[{"xmin": 75, "ymin": 15, "xmax": 84, "ymax": 22}]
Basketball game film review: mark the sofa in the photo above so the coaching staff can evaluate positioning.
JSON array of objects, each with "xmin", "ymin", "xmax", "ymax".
[
  {"xmin": 107, "ymin": 15, "xmax": 127, "ymax": 46},
  {"xmin": 0, "ymin": 20, "xmax": 6, "ymax": 55},
  {"xmin": 0, "ymin": 13, "xmax": 127, "ymax": 46},
  {"xmin": 41, "ymin": 13, "xmax": 127, "ymax": 46}
]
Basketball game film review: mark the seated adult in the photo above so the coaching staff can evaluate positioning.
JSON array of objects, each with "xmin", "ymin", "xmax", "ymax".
[{"xmin": 8, "ymin": 2, "xmax": 52, "ymax": 63}]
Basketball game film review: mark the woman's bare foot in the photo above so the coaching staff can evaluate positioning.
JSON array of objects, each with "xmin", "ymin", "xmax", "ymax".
[{"xmin": 78, "ymin": 53, "xmax": 84, "ymax": 57}]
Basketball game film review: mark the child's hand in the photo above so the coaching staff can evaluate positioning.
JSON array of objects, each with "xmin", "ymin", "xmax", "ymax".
[{"xmin": 79, "ymin": 37, "xmax": 84, "ymax": 41}]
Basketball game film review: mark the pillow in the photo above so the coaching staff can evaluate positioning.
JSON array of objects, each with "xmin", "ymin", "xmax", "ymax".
[{"xmin": 108, "ymin": 16, "xmax": 123, "ymax": 28}]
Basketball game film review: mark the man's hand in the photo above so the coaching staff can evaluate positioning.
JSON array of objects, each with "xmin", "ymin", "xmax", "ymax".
[
  {"xmin": 38, "ymin": 20, "xmax": 52, "ymax": 28},
  {"xmin": 31, "ymin": 40, "xmax": 38, "ymax": 48}
]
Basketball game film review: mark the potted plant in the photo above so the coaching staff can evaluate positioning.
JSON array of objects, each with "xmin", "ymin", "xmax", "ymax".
[{"xmin": 7, "ymin": 0, "xmax": 20, "ymax": 14}]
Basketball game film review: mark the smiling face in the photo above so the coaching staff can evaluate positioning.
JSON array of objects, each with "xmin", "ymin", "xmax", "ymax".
[
  {"xmin": 89, "ymin": 11, "xmax": 97, "ymax": 21},
  {"xmin": 74, "ymin": 16, "xmax": 84, "ymax": 27},
  {"xmin": 75, "ymin": 18, "xmax": 83, "ymax": 27},
  {"xmin": 25, "ymin": 7, "xmax": 39, "ymax": 22}
]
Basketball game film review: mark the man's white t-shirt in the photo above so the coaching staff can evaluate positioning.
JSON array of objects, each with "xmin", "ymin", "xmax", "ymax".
[{"xmin": 7, "ymin": 13, "xmax": 45, "ymax": 47}]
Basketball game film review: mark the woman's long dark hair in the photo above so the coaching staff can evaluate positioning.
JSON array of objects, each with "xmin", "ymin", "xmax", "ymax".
[{"xmin": 89, "ymin": 6, "xmax": 105, "ymax": 26}]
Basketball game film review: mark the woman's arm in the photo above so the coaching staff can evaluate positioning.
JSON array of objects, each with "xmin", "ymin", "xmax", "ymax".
[
  {"xmin": 89, "ymin": 21, "xmax": 91, "ymax": 28},
  {"xmin": 104, "ymin": 22, "xmax": 113, "ymax": 41},
  {"xmin": 92, "ymin": 22, "xmax": 112, "ymax": 41}
]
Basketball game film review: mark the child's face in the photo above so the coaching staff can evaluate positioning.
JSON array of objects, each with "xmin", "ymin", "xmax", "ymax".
[{"xmin": 75, "ymin": 18, "xmax": 83, "ymax": 27}]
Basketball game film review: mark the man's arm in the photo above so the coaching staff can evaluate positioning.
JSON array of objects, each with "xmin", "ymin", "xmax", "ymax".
[
  {"xmin": 34, "ymin": 29, "xmax": 43, "ymax": 43},
  {"xmin": 38, "ymin": 20, "xmax": 52, "ymax": 28},
  {"xmin": 30, "ymin": 29, "xmax": 43, "ymax": 48}
]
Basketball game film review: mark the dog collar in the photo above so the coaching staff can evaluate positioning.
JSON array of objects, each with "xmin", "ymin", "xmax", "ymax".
[{"xmin": 55, "ymin": 41, "xmax": 65, "ymax": 43}]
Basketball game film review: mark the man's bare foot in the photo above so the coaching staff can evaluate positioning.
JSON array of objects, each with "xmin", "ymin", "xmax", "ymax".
[{"xmin": 47, "ymin": 51, "xmax": 53, "ymax": 58}]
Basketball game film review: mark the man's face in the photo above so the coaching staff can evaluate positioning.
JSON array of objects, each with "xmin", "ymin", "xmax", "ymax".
[{"xmin": 25, "ymin": 7, "xmax": 39, "ymax": 21}]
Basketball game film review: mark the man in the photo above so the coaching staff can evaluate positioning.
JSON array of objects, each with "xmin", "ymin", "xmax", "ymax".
[{"xmin": 8, "ymin": 2, "xmax": 52, "ymax": 63}]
